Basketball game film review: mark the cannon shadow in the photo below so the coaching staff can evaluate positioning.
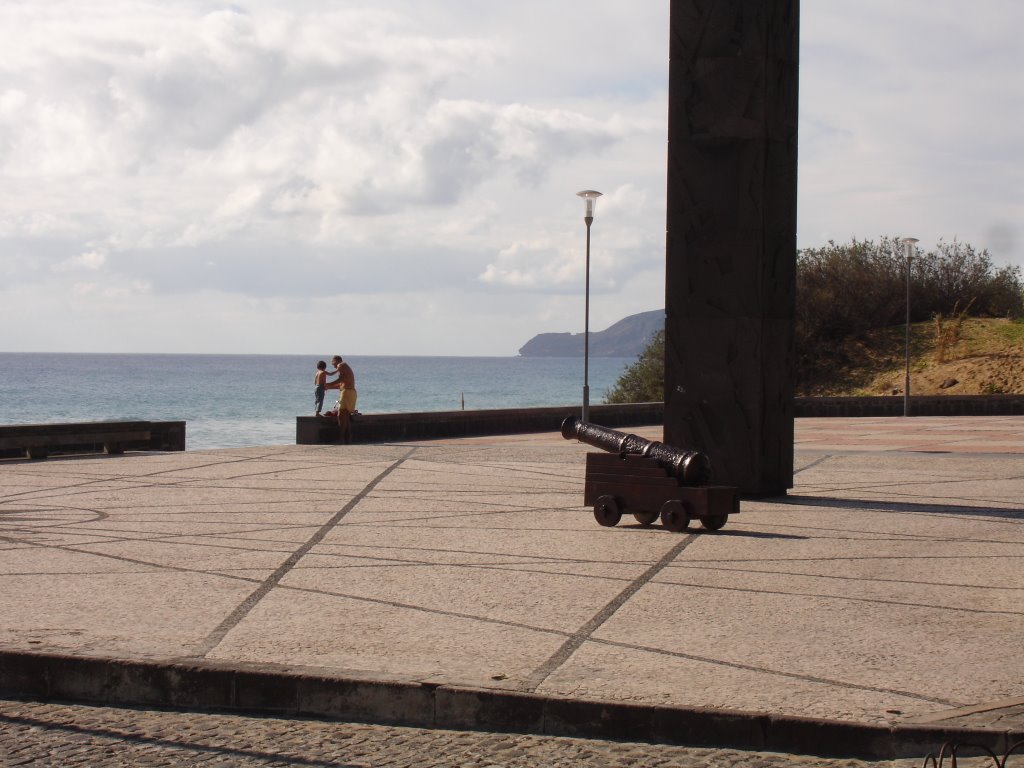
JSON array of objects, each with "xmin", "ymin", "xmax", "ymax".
[{"xmin": 615, "ymin": 523, "xmax": 806, "ymax": 540}]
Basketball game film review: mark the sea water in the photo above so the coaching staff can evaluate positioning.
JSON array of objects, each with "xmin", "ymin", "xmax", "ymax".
[{"xmin": 0, "ymin": 353, "xmax": 636, "ymax": 450}]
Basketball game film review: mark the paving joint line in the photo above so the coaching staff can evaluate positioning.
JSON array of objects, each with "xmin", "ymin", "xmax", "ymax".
[
  {"xmin": 520, "ymin": 534, "xmax": 700, "ymax": 693},
  {"xmin": 194, "ymin": 448, "xmax": 417, "ymax": 657}
]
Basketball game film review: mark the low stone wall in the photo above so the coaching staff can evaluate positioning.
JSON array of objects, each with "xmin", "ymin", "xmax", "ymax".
[
  {"xmin": 296, "ymin": 403, "xmax": 664, "ymax": 445},
  {"xmin": 297, "ymin": 395, "xmax": 1024, "ymax": 446},
  {"xmin": 0, "ymin": 420, "xmax": 186, "ymax": 459},
  {"xmin": 794, "ymin": 394, "xmax": 1024, "ymax": 418}
]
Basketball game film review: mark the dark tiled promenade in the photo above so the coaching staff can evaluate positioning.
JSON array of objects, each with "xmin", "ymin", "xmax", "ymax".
[{"xmin": 1, "ymin": 416, "xmax": 1022, "ymax": 764}]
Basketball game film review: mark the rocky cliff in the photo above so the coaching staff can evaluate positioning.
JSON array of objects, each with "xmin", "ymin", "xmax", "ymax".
[{"xmin": 518, "ymin": 309, "xmax": 664, "ymax": 358}]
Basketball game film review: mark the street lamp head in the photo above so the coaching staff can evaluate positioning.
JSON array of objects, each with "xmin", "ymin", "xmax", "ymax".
[
  {"xmin": 576, "ymin": 190, "xmax": 602, "ymax": 219},
  {"xmin": 900, "ymin": 236, "xmax": 919, "ymax": 259}
]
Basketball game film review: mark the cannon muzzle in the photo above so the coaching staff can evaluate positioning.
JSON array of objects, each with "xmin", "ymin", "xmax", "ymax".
[{"xmin": 561, "ymin": 415, "xmax": 712, "ymax": 486}]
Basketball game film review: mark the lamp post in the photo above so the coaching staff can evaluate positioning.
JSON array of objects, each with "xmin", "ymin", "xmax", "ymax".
[
  {"xmin": 901, "ymin": 236, "xmax": 919, "ymax": 417},
  {"xmin": 577, "ymin": 190, "xmax": 602, "ymax": 422}
]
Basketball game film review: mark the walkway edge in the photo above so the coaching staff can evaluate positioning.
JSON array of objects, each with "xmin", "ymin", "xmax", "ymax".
[{"xmin": 1, "ymin": 649, "xmax": 1019, "ymax": 760}]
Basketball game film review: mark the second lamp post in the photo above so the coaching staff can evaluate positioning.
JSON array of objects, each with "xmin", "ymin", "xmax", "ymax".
[
  {"xmin": 577, "ymin": 190, "xmax": 602, "ymax": 422},
  {"xmin": 902, "ymin": 236, "xmax": 920, "ymax": 417}
]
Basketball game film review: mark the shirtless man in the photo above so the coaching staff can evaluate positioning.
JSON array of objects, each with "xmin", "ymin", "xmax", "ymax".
[{"xmin": 323, "ymin": 355, "xmax": 357, "ymax": 444}]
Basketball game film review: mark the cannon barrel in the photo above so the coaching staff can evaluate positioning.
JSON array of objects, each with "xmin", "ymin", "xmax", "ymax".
[{"xmin": 561, "ymin": 416, "xmax": 712, "ymax": 486}]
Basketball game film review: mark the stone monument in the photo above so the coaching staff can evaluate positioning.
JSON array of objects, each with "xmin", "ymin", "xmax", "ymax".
[{"xmin": 664, "ymin": 0, "xmax": 799, "ymax": 496}]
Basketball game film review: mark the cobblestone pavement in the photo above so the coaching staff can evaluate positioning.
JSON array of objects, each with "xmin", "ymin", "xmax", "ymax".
[{"xmin": 0, "ymin": 699, "xmax": 924, "ymax": 768}]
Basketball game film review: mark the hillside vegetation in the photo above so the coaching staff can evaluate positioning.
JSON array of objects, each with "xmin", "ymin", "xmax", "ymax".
[
  {"xmin": 605, "ymin": 329, "xmax": 664, "ymax": 403},
  {"xmin": 796, "ymin": 236, "xmax": 1022, "ymax": 391},
  {"xmin": 606, "ymin": 237, "xmax": 1024, "ymax": 402},
  {"xmin": 800, "ymin": 317, "xmax": 1024, "ymax": 396}
]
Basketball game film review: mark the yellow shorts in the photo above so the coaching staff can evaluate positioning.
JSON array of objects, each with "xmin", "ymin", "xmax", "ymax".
[{"xmin": 339, "ymin": 388, "xmax": 357, "ymax": 413}]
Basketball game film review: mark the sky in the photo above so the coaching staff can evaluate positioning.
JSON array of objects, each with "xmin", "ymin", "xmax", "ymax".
[{"xmin": 1, "ymin": 1, "xmax": 1021, "ymax": 356}]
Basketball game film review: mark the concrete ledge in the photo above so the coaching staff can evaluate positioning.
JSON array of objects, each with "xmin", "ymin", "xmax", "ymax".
[
  {"xmin": 795, "ymin": 395, "xmax": 1024, "ymax": 418},
  {"xmin": 298, "ymin": 396, "xmax": 1024, "ymax": 446},
  {"xmin": 0, "ymin": 420, "xmax": 186, "ymax": 459},
  {"xmin": 2, "ymin": 649, "xmax": 1019, "ymax": 760},
  {"xmin": 297, "ymin": 402, "xmax": 663, "ymax": 445}
]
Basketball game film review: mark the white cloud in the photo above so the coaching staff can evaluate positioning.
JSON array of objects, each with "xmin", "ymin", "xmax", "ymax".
[
  {"xmin": 480, "ymin": 238, "xmax": 576, "ymax": 289},
  {"xmin": 798, "ymin": 0, "xmax": 1024, "ymax": 258},
  {"xmin": 51, "ymin": 249, "xmax": 107, "ymax": 273},
  {"xmin": 71, "ymin": 282, "xmax": 98, "ymax": 296},
  {"xmin": 0, "ymin": 2, "xmax": 645, "ymax": 263},
  {"xmin": 0, "ymin": 1, "xmax": 1020, "ymax": 355},
  {"xmin": 479, "ymin": 183, "xmax": 660, "ymax": 293}
]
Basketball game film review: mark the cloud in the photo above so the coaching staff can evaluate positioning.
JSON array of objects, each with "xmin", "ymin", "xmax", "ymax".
[
  {"xmin": 51, "ymin": 249, "xmax": 107, "ymax": 273},
  {"xmin": 68, "ymin": 278, "xmax": 150, "ymax": 299},
  {"xmin": 480, "ymin": 238, "xmax": 576, "ymax": 289},
  {"xmin": 2, "ymin": 1, "xmax": 1018, "ymax": 356},
  {"xmin": 0, "ymin": 1, "xmax": 649, "ymax": 311},
  {"xmin": 798, "ymin": 0, "xmax": 1024, "ymax": 260},
  {"xmin": 478, "ymin": 183, "xmax": 662, "ymax": 293}
]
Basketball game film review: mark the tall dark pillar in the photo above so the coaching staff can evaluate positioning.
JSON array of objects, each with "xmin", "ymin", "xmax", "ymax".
[{"xmin": 664, "ymin": 0, "xmax": 798, "ymax": 496}]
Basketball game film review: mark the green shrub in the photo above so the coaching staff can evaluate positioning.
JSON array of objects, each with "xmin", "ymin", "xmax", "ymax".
[
  {"xmin": 605, "ymin": 330, "xmax": 664, "ymax": 403},
  {"xmin": 796, "ymin": 237, "xmax": 1023, "ymax": 389},
  {"xmin": 605, "ymin": 236, "xmax": 1024, "ymax": 398}
]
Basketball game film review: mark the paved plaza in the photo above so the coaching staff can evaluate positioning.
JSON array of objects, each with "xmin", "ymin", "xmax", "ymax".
[{"xmin": 1, "ymin": 416, "xmax": 1023, "ymax": 762}]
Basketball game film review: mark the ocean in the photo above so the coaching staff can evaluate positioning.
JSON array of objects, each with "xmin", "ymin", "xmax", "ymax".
[{"xmin": 0, "ymin": 353, "xmax": 636, "ymax": 450}]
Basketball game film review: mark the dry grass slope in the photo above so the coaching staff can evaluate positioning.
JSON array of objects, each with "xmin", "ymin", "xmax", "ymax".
[{"xmin": 802, "ymin": 318, "xmax": 1024, "ymax": 396}]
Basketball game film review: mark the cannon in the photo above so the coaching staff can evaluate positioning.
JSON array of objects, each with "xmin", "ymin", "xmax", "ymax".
[
  {"xmin": 561, "ymin": 416, "xmax": 739, "ymax": 532},
  {"xmin": 561, "ymin": 416, "xmax": 712, "ymax": 485}
]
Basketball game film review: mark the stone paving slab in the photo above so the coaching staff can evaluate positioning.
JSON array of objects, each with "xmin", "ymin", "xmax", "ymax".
[{"xmin": 1, "ymin": 417, "xmax": 1023, "ymax": 758}]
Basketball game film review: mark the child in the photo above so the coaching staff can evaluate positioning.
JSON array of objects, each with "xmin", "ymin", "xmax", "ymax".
[{"xmin": 313, "ymin": 360, "xmax": 328, "ymax": 416}]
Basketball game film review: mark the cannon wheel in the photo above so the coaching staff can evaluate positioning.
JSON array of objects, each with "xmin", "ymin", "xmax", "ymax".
[
  {"xmin": 700, "ymin": 514, "xmax": 728, "ymax": 531},
  {"xmin": 632, "ymin": 510, "xmax": 659, "ymax": 527},
  {"xmin": 660, "ymin": 500, "xmax": 691, "ymax": 533},
  {"xmin": 593, "ymin": 495, "xmax": 622, "ymax": 527}
]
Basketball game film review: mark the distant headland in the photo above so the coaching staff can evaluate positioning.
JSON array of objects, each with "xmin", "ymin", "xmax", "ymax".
[{"xmin": 518, "ymin": 309, "xmax": 664, "ymax": 358}]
